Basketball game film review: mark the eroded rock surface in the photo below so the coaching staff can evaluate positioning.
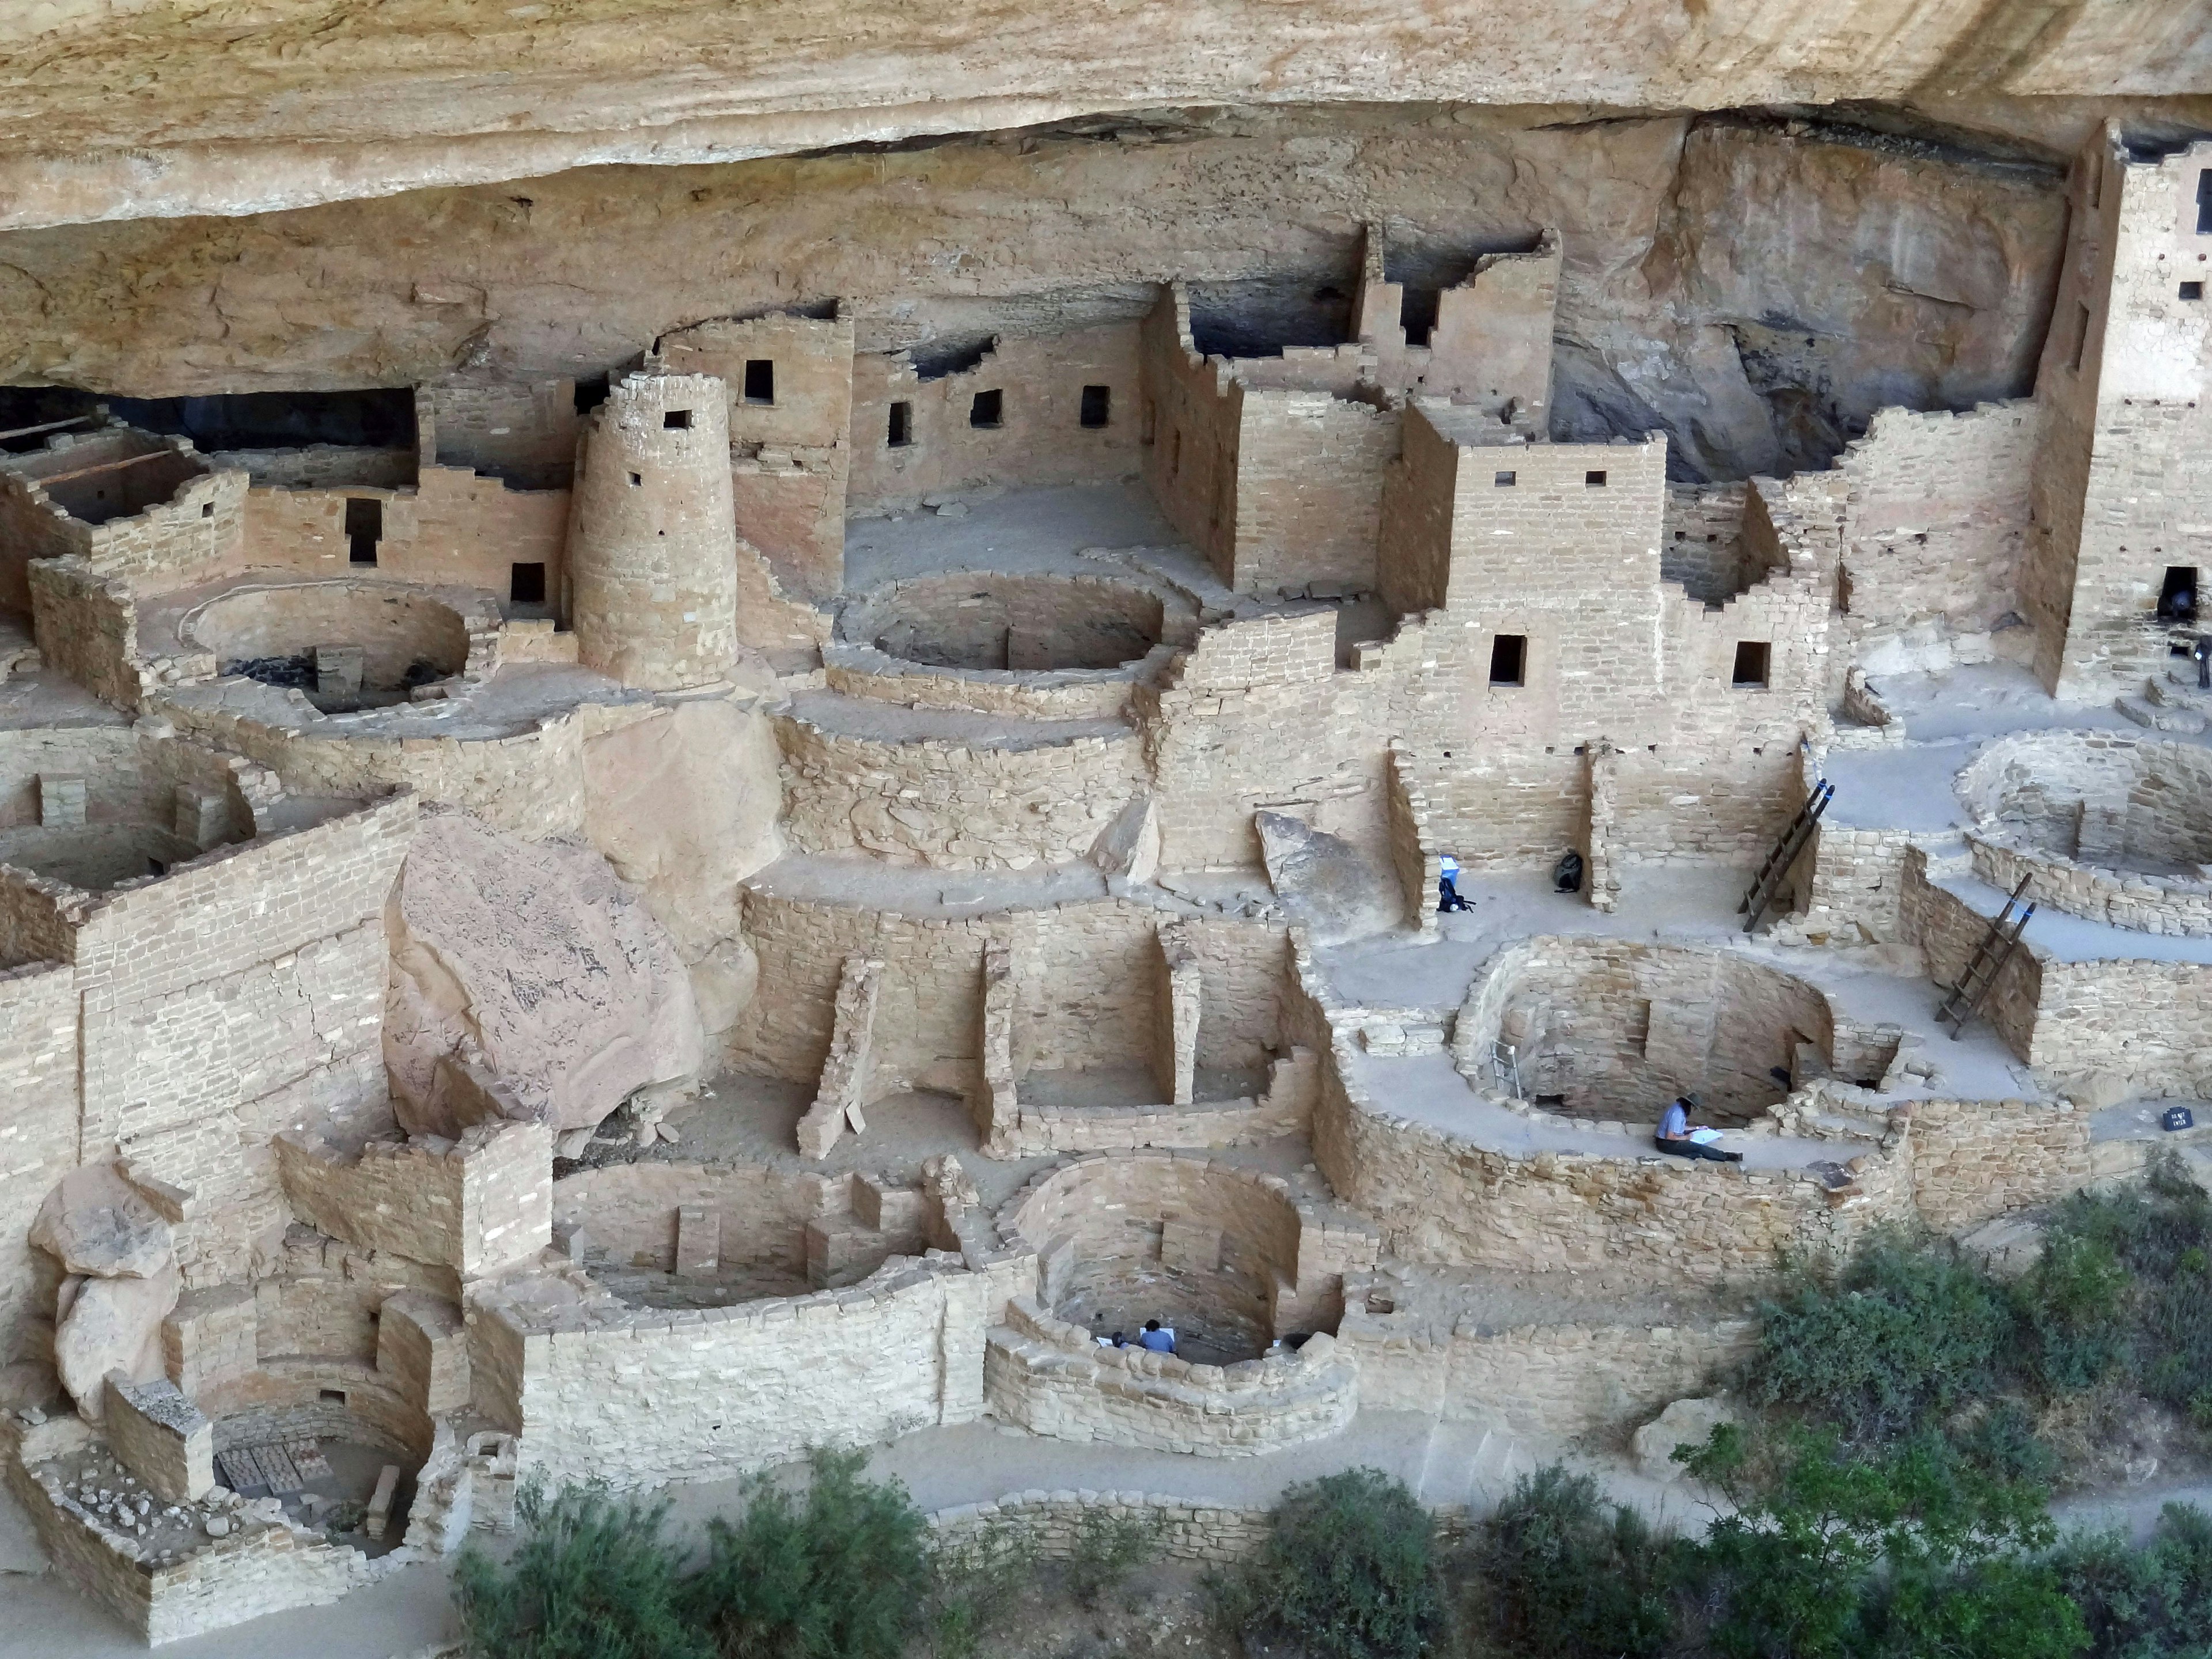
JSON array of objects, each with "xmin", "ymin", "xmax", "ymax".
[
  {"xmin": 385, "ymin": 811, "xmax": 703, "ymax": 1137},
  {"xmin": 1256, "ymin": 811, "xmax": 1400, "ymax": 946},
  {"xmin": 30, "ymin": 1166, "xmax": 171, "ymax": 1280}
]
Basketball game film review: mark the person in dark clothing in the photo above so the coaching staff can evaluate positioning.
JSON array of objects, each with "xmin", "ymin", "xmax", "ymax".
[
  {"xmin": 1437, "ymin": 854, "xmax": 1473, "ymax": 912},
  {"xmin": 1655, "ymin": 1094, "xmax": 1743, "ymax": 1163}
]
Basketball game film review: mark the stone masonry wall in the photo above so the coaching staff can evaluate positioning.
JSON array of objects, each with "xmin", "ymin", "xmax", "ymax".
[
  {"xmin": 0, "ymin": 960, "xmax": 79, "ymax": 1363},
  {"xmin": 483, "ymin": 1252, "xmax": 1021, "ymax": 1487},
  {"xmin": 774, "ymin": 706, "xmax": 1145, "ymax": 872},
  {"xmin": 274, "ymin": 1120, "xmax": 551, "ymax": 1279}
]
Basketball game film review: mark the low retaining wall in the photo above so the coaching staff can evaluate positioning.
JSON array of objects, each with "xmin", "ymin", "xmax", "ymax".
[
  {"xmin": 984, "ymin": 1297, "xmax": 1358, "ymax": 1456},
  {"xmin": 474, "ymin": 1249, "xmax": 1032, "ymax": 1488},
  {"xmin": 927, "ymin": 1488, "xmax": 1274, "ymax": 1564},
  {"xmin": 1335, "ymin": 1298, "xmax": 1757, "ymax": 1440}
]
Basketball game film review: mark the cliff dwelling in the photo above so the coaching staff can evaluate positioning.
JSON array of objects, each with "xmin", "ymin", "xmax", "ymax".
[{"xmin": 0, "ymin": 6, "xmax": 2210, "ymax": 1651}]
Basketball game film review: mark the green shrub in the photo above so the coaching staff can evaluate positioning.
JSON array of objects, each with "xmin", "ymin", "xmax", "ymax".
[
  {"xmin": 1217, "ymin": 1468, "xmax": 1442, "ymax": 1659},
  {"xmin": 1747, "ymin": 1229, "xmax": 2013, "ymax": 1442},
  {"xmin": 1472, "ymin": 1464, "xmax": 1674, "ymax": 1658},
  {"xmin": 2051, "ymin": 1502, "xmax": 2212, "ymax": 1658},
  {"xmin": 454, "ymin": 1479, "xmax": 710, "ymax": 1659},
  {"xmin": 927, "ymin": 1518, "xmax": 1038, "ymax": 1659},
  {"xmin": 1062, "ymin": 1507, "xmax": 1162, "ymax": 1610},
  {"xmin": 2044, "ymin": 1152, "xmax": 2212, "ymax": 1421},
  {"xmin": 680, "ymin": 1446, "xmax": 933, "ymax": 1659},
  {"xmin": 2020, "ymin": 1234, "xmax": 2136, "ymax": 1393},
  {"xmin": 1676, "ymin": 1425, "xmax": 2081, "ymax": 1659}
]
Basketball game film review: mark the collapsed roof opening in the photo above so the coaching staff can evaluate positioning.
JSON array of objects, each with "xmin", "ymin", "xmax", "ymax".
[
  {"xmin": 106, "ymin": 388, "xmax": 417, "ymax": 453},
  {"xmin": 1189, "ymin": 274, "xmax": 1356, "ymax": 359},
  {"xmin": 910, "ymin": 338, "xmax": 995, "ymax": 382}
]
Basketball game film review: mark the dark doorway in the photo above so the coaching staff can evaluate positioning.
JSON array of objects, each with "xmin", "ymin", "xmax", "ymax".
[
  {"xmin": 344, "ymin": 498, "xmax": 382, "ymax": 566},
  {"xmin": 1732, "ymin": 641, "xmax": 1772, "ymax": 687},
  {"xmin": 510, "ymin": 562, "xmax": 547, "ymax": 605},
  {"xmin": 2158, "ymin": 566, "xmax": 2198, "ymax": 622},
  {"xmin": 969, "ymin": 389, "xmax": 1003, "ymax": 429},
  {"xmin": 1079, "ymin": 385, "xmax": 1111, "ymax": 429},
  {"xmin": 887, "ymin": 402, "xmax": 912, "ymax": 448},
  {"xmin": 743, "ymin": 360, "xmax": 775, "ymax": 404}
]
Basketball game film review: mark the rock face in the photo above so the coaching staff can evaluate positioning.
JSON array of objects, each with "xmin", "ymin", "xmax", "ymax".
[
  {"xmin": 29, "ymin": 1166, "xmax": 171, "ymax": 1279},
  {"xmin": 0, "ymin": 2, "xmax": 2202, "ymax": 229},
  {"xmin": 1633, "ymin": 1396, "xmax": 1740, "ymax": 1482},
  {"xmin": 1256, "ymin": 811, "xmax": 1400, "ymax": 946},
  {"xmin": 581, "ymin": 699, "xmax": 781, "ymax": 1041},
  {"xmin": 0, "ymin": 109, "xmax": 2082, "ymax": 483},
  {"xmin": 385, "ymin": 812, "xmax": 704, "ymax": 1137},
  {"xmin": 54, "ymin": 1268, "xmax": 180, "ymax": 1424}
]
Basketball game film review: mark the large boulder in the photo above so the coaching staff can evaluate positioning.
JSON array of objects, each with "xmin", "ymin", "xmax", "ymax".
[
  {"xmin": 29, "ymin": 1165, "xmax": 172, "ymax": 1279},
  {"xmin": 1255, "ymin": 811, "xmax": 1400, "ymax": 945},
  {"xmin": 1632, "ymin": 1397, "xmax": 1738, "ymax": 1483},
  {"xmin": 55, "ymin": 1264, "xmax": 179, "ymax": 1423},
  {"xmin": 582, "ymin": 698, "xmax": 781, "ymax": 1038},
  {"xmin": 385, "ymin": 812, "xmax": 704, "ymax": 1137}
]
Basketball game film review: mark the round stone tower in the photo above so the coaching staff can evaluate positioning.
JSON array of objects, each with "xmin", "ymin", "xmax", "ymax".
[{"xmin": 567, "ymin": 370, "xmax": 738, "ymax": 689}]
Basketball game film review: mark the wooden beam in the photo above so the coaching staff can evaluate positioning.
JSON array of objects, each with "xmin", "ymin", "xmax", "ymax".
[
  {"xmin": 26, "ymin": 449, "xmax": 187, "ymax": 490},
  {"xmin": 0, "ymin": 415, "xmax": 94, "ymax": 442}
]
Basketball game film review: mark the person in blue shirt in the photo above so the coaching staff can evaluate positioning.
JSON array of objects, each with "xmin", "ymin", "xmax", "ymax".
[
  {"xmin": 1437, "ymin": 854, "xmax": 1472, "ymax": 913},
  {"xmin": 1654, "ymin": 1093, "xmax": 1743, "ymax": 1163},
  {"xmin": 1137, "ymin": 1319, "xmax": 1177, "ymax": 1354}
]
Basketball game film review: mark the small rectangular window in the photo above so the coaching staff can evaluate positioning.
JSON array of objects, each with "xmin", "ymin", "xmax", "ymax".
[
  {"xmin": 1585, "ymin": 469, "xmax": 1608, "ymax": 487},
  {"xmin": 887, "ymin": 402, "xmax": 912, "ymax": 448},
  {"xmin": 201, "ymin": 502, "xmax": 214, "ymax": 518},
  {"xmin": 1494, "ymin": 469, "xmax": 1517, "ymax": 487},
  {"xmin": 2183, "ymin": 282, "xmax": 2205, "ymax": 301},
  {"xmin": 510, "ymin": 562, "xmax": 547, "ymax": 605},
  {"xmin": 319, "ymin": 1388, "xmax": 347, "ymax": 1405},
  {"xmin": 663, "ymin": 408, "xmax": 692, "ymax": 430},
  {"xmin": 1399, "ymin": 287, "xmax": 1441, "ymax": 348},
  {"xmin": 1732, "ymin": 641, "xmax": 1771, "ymax": 687},
  {"xmin": 970, "ymin": 389, "xmax": 1003, "ymax": 429},
  {"xmin": 343, "ymin": 497, "xmax": 381, "ymax": 566},
  {"xmin": 628, "ymin": 471, "xmax": 642, "ymax": 487},
  {"xmin": 743, "ymin": 360, "xmax": 774, "ymax": 404},
  {"xmin": 2198, "ymin": 168, "xmax": 2212, "ymax": 235},
  {"xmin": 1489, "ymin": 634, "xmax": 1526, "ymax": 687},
  {"xmin": 1080, "ymin": 385, "xmax": 1111, "ymax": 428},
  {"xmin": 2072, "ymin": 302, "xmax": 2092, "ymax": 372}
]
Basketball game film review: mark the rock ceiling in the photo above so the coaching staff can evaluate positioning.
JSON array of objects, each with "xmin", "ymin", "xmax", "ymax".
[{"xmin": 2, "ymin": 0, "xmax": 2209, "ymax": 230}]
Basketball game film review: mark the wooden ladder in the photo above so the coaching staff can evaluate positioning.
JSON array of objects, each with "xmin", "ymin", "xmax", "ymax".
[
  {"xmin": 1935, "ymin": 874, "xmax": 2036, "ymax": 1038},
  {"xmin": 1740, "ymin": 779, "xmax": 1834, "ymax": 933}
]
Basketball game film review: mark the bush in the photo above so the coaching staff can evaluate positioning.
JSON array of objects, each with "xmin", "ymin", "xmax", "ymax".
[
  {"xmin": 680, "ymin": 1446, "xmax": 934, "ymax": 1659},
  {"xmin": 1748, "ymin": 1229, "xmax": 2016, "ymax": 1443},
  {"xmin": 1218, "ymin": 1468, "xmax": 1442, "ymax": 1659},
  {"xmin": 1062, "ymin": 1508, "xmax": 1162, "ymax": 1610},
  {"xmin": 1471, "ymin": 1464, "xmax": 1674, "ymax": 1658},
  {"xmin": 927, "ymin": 1518, "xmax": 1038, "ymax": 1659},
  {"xmin": 1676, "ymin": 1425, "xmax": 2082, "ymax": 1659},
  {"xmin": 454, "ymin": 1480, "xmax": 710, "ymax": 1659},
  {"xmin": 2050, "ymin": 1502, "xmax": 2212, "ymax": 1658},
  {"xmin": 2020, "ymin": 1234, "xmax": 2137, "ymax": 1393},
  {"xmin": 2047, "ymin": 1154, "xmax": 2212, "ymax": 1423}
]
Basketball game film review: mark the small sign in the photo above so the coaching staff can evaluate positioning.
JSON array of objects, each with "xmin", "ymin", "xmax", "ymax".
[{"xmin": 2162, "ymin": 1105, "xmax": 2195, "ymax": 1132}]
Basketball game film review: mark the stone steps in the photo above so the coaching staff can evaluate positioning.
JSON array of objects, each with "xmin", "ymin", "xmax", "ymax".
[{"xmin": 1414, "ymin": 1412, "xmax": 1541, "ymax": 1513}]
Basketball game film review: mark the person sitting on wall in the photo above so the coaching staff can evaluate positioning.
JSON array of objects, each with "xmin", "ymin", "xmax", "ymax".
[
  {"xmin": 1438, "ymin": 855, "xmax": 1473, "ymax": 913},
  {"xmin": 1655, "ymin": 1093, "xmax": 1743, "ymax": 1163},
  {"xmin": 1138, "ymin": 1319, "xmax": 1177, "ymax": 1354}
]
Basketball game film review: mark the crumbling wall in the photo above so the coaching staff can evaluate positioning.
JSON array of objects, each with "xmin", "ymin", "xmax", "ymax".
[
  {"xmin": 550, "ymin": 1161, "xmax": 831, "ymax": 1277},
  {"xmin": 421, "ymin": 376, "xmax": 579, "ymax": 490},
  {"xmin": 850, "ymin": 324, "xmax": 1142, "ymax": 513},
  {"xmin": 274, "ymin": 1121, "xmax": 552, "ymax": 1277},
  {"xmin": 233, "ymin": 469, "xmax": 569, "ymax": 603},
  {"xmin": 773, "ymin": 707, "xmax": 1146, "ymax": 871},
  {"xmin": 1139, "ymin": 289, "xmax": 1241, "ymax": 582}
]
